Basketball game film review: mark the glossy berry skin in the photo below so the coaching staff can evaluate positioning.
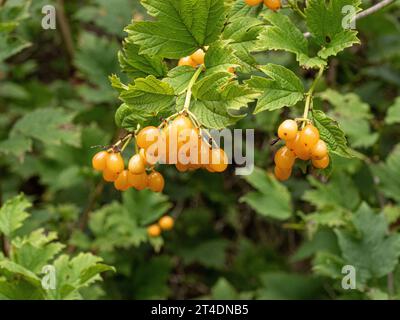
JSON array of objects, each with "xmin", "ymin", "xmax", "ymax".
[
  {"xmin": 311, "ymin": 140, "xmax": 328, "ymax": 160},
  {"xmin": 293, "ymin": 139, "xmax": 311, "ymax": 161},
  {"xmin": 92, "ymin": 151, "xmax": 109, "ymax": 171},
  {"xmin": 208, "ymin": 148, "xmax": 228, "ymax": 173},
  {"xmin": 171, "ymin": 115, "xmax": 194, "ymax": 134},
  {"xmin": 128, "ymin": 172, "xmax": 148, "ymax": 191},
  {"xmin": 245, "ymin": 0, "xmax": 263, "ymax": 6},
  {"xmin": 114, "ymin": 170, "xmax": 130, "ymax": 191},
  {"xmin": 178, "ymin": 56, "xmax": 196, "ymax": 67},
  {"xmin": 159, "ymin": 216, "xmax": 174, "ymax": 231},
  {"xmin": 264, "ymin": 0, "xmax": 281, "ymax": 11},
  {"xmin": 274, "ymin": 146, "xmax": 296, "ymax": 169},
  {"xmin": 106, "ymin": 152, "xmax": 124, "ymax": 174},
  {"xmin": 312, "ymin": 155, "xmax": 330, "ymax": 169},
  {"xmin": 128, "ymin": 154, "xmax": 146, "ymax": 174},
  {"xmin": 148, "ymin": 171, "xmax": 165, "ymax": 193},
  {"xmin": 103, "ymin": 168, "xmax": 119, "ymax": 182},
  {"xmin": 191, "ymin": 49, "xmax": 205, "ymax": 65},
  {"xmin": 137, "ymin": 126, "xmax": 160, "ymax": 150},
  {"xmin": 274, "ymin": 166, "xmax": 292, "ymax": 181},
  {"xmin": 278, "ymin": 120, "xmax": 298, "ymax": 141},
  {"xmin": 299, "ymin": 124, "xmax": 320, "ymax": 149},
  {"xmin": 147, "ymin": 224, "xmax": 161, "ymax": 238}
]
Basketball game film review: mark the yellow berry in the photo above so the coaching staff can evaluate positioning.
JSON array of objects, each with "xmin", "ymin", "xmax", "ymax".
[{"xmin": 158, "ymin": 216, "xmax": 174, "ymax": 231}]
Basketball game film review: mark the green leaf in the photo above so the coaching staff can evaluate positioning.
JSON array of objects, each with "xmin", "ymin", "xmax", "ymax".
[
  {"xmin": 74, "ymin": 32, "xmax": 120, "ymax": 102},
  {"xmin": 305, "ymin": 0, "xmax": 361, "ymax": 59},
  {"xmin": 126, "ymin": 0, "xmax": 226, "ymax": 59},
  {"xmin": 49, "ymin": 253, "xmax": 113, "ymax": 300},
  {"xmin": 11, "ymin": 108, "xmax": 81, "ymax": 148},
  {"xmin": 385, "ymin": 97, "xmax": 400, "ymax": 125},
  {"xmin": 222, "ymin": 15, "xmax": 263, "ymax": 72},
  {"xmin": 0, "ymin": 260, "xmax": 42, "ymax": 287},
  {"xmin": 118, "ymin": 41, "xmax": 167, "ymax": 79},
  {"xmin": 204, "ymin": 41, "xmax": 240, "ymax": 74},
  {"xmin": 247, "ymin": 64, "xmax": 304, "ymax": 113},
  {"xmin": 120, "ymin": 76, "xmax": 175, "ymax": 113},
  {"xmin": 257, "ymin": 272, "xmax": 323, "ymax": 299},
  {"xmin": 0, "ymin": 134, "xmax": 32, "ymax": 158},
  {"xmin": 336, "ymin": 203, "xmax": 400, "ymax": 286},
  {"xmin": 164, "ymin": 66, "xmax": 197, "ymax": 94},
  {"xmin": 371, "ymin": 144, "xmax": 400, "ymax": 203},
  {"xmin": 257, "ymin": 11, "xmax": 325, "ymax": 69},
  {"xmin": 0, "ymin": 195, "xmax": 31, "ymax": 238},
  {"xmin": 211, "ymin": 278, "xmax": 239, "ymax": 299},
  {"xmin": 190, "ymin": 72, "xmax": 257, "ymax": 128},
  {"xmin": 122, "ymin": 189, "xmax": 172, "ymax": 227},
  {"xmin": 11, "ymin": 229, "xmax": 65, "ymax": 274},
  {"xmin": 240, "ymin": 167, "xmax": 292, "ymax": 220},
  {"xmin": 175, "ymin": 238, "xmax": 229, "ymax": 269},
  {"xmin": 131, "ymin": 256, "xmax": 172, "ymax": 299},
  {"xmin": 317, "ymin": 30, "xmax": 360, "ymax": 60},
  {"xmin": 318, "ymin": 89, "xmax": 378, "ymax": 148},
  {"xmin": 303, "ymin": 173, "xmax": 360, "ymax": 211},
  {"xmin": 312, "ymin": 109, "xmax": 352, "ymax": 158}
]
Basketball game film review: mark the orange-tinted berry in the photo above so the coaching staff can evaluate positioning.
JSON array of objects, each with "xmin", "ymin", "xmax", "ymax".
[
  {"xmin": 128, "ymin": 154, "xmax": 146, "ymax": 174},
  {"xmin": 245, "ymin": 0, "xmax": 263, "ymax": 6},
  {"xmin": 176, "ymin": 162, "xmax": 189, "ymax": 172},
  {"xmin": 137, "ymin": 126, "xmax": 160, "ymax": 150},
  {"xmin": 293, "ymin": 141, "xmax": 311, "ymax": 161},
  {"xmin": 264, "ymin": 0, "xmax": 281, "ymax": 10},
  {"xmin": 128, "ymin": 172, "xmax": 148, "ymax": 191},
  {"xmin": 171, "ymin": 115, "xmax": 194, "ymax": 134},
  {"xmin": 106, "ymin": 152, "xmax": 124, "ymax": 174},
  {"xmin": 311, "ymin": 140, "xmax": 328, "ymax": 160},
  {"xmin": 191, "ymin": 49, "xmax": 205, "ymax": 65},
  {"xmin": 148, "ymin": 171, "xmax": 165, "ymax": 193},
  {"xmin": 92, "ymin": 151, "xmax": 109, "ymax": 171},
  {"xmin": 103, "ymin": 168, "xmax": 119, "ymax": 182},
  {"xmin": 274, "ymin": 146, "xmax": 296, "ymax": 169},
  {"xmin": 299, "ymin": 124, "xmax": 320, "ymax": 149},
  {"xmin": 158, "ymin": 216, "xmax": 174, "ymax": 231},
  {"xmin": 274, "ymin": 166, "xmax": 292, "ymax": 181},
  {"xmin": 114, "ymin": 170, "xmax": 130, "ymax": 191},
  {"xmin": 312, "ymin": 155, "xmax": 330, "ymax": 169},
  {"xmin": 178, "ymin": 56, "xmax": 196, "ymax": 67},
  {"xmin": 208, "ymin": 148, "xmax": 228, "ymax": 173},
  {"xmin": 147, "ymin": 224, "xmax": 161, "ymax": 238},
  {"xmin": 278, "ymin": 120, "xmax": 298, "ymax": 141},
  {"xmin": 285, "ymin": 133, "xmax": 299, "ymax": 152}
]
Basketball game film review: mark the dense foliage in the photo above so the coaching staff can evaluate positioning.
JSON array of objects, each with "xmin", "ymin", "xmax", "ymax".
[{"xmin": 0, "ymin": 0, "xmax": 400, "ymax": 300}]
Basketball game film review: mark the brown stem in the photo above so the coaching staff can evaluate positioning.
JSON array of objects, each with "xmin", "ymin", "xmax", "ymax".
[{"xmin": 56, "ymin": 0, "xmax": 75, "ymax": 61}]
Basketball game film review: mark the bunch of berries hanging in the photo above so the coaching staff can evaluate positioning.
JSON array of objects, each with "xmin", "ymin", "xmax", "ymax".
[{"xmin": 274, "ymin": 120, "xmax": 330, "ymax": 181}]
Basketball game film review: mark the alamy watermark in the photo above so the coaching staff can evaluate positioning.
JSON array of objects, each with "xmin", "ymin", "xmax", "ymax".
[
  {"xmin": 41, "ymin": 5, "xmax": 56, "ymax": 30},
  {"xmin": 341, "ymin": 265, "xmax": 356, "ymax": 290},
  {"xmin": 41, "ymin": 265, "xmax": 56, "ymax": 290}
]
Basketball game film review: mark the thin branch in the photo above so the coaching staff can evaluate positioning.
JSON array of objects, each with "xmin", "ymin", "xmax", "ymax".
[
  {"xmin": 356, "ymin": 0, "xmax": 395, "ymax": 19},
  {"xmin": 304, "ymin": 0, "xmax": 395, "ymax": 38},
  {"xmin": 56, "ymin": 0, "xmax": 75, "ymax": 61}
]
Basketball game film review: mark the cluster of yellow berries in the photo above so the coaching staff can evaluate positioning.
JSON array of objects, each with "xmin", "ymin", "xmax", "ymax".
[
  {"xmin": 92, "ymin": 150, "xmax": 165, "ymax": 192},
  {"xmin": 274, "ymin": 120, "xmax": 330, "ymax": 181},
  {"xmin": 245, "ymin": 0, "xmax": 281, "ymax": 11},
  {"xmin": 147, "ymin": 216, "xmax": 174, "ymax": 238},
  {"xmin": 92, "ymin": 114, "xmax": 229, "ymax": 192},
  {"xmin": 137, "ymin": 114, "xmax": 229, "ymax": 173}
]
